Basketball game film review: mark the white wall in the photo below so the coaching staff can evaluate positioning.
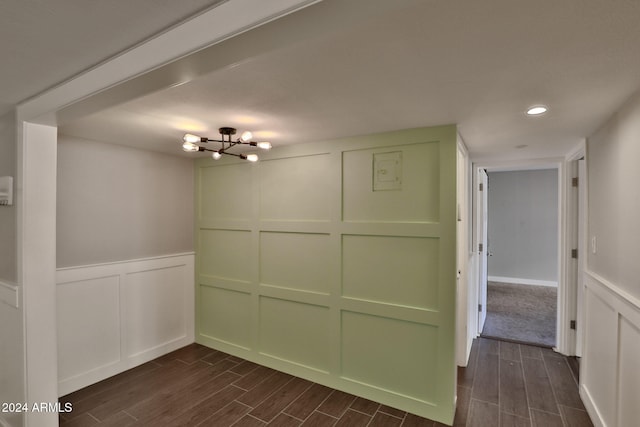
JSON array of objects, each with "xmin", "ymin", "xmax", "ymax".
[
  {"xmin": 487, "ymin": 169, "xmax": 558, "ymax": 285},
  {"xmin": 581, "ymin": 91, "xmax": 640, "ymax": 427},
  {"xmin": 0, "ymin": 111, "xmax": 16, "ymax": 281},
  {"xmin": 57, "ymin": 136, "xmax": 194, "ymax": 267},
  {"xmin": 0, "ymin": 111, "xmax": 24, "ymax": 427},
  {"xmin": 55, "ymin": 136, "xmax": 197, "ymax": 396}
]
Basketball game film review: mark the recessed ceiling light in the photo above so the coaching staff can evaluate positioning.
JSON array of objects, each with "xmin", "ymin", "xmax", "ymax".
[{"xmin": 526, "ymin": 105, "xmax": 548, "ymax": 116}]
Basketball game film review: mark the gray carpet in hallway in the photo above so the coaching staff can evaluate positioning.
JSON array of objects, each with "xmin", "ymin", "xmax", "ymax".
[{"xmin": 481, "ymin": 281, "xmax": 557, "ymax": 347}]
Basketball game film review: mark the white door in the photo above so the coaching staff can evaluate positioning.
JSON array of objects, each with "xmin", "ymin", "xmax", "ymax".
[{"xmin": 477, "ymin": 169, "xmax": 489, "ymax": 334}]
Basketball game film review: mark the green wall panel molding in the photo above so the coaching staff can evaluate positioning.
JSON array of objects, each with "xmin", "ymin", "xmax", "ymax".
[
  {"xmin": 195, "ymin": 125, "xmax": 457, "ymax": 424},
  {"xmin": 342, "ymin": 234, "xmax": 439, "ymax": 310},
  {"xmin": 260, "ymin": 231, "xmax": 331, "ymax": 294}
]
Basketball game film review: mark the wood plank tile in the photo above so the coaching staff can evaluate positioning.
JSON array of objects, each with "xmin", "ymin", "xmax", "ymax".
[
  {"xmin": 471, "ymin": 350, "xmax": 499, "ymax": 404},
  {"xmin": 85, "ymin": 359, "xmax": 212, "ymax": 421},
  {"xmin": 334, "ymin": 409, "xmax": 372, "ymax": 426},
  {"xmin": 349, "ymin": 397, "xmax": 380, "ymax": 415},
  {"xmin": 233, "ymin": 365, "xmax": 278, "ymax": 391},
  {"xmin": 316, "ymin": 390, "xmax": 356, "ymax": 418},
  {"xmin": 467, "ymin": 399, "xmax": 499, "ymax": 427},
  {"xmin": 500, "ymin": 359, "xmax": 529, "ymax": 418},
  {"xmin": 233, "ymin": 415, "xmax": 268, "ymax": 427},
  {"xmin": 301, "ymin": 411, "xmax": 337, "ymax": 426},
  {"xmin": 479, "ymin": 337, "xmax": 500, "ymax": 355},
  {"xmin": 202, "ymin": 350, "xmax": 234, "ymax": 366},
  {"xmin": 458, "ymin": 338, "xmax": 479, "ymax": 388},
  {"xmin": 249, "ymin": 377, "xmax": 312, "ymax": 422},
  {"xmin": 542, "ymin": 352, "xmax": 585, "ymax": 410},
  {"xmin": 369, "ymin": 412, "xmax": 403, "ymax": 426},
  {"xmin": 453, "ymin": 386, "xmax": 471, "ymax": 427},
  {"xmin": 522, "ymin": 357, "xmax": 559, "ymax": 414},
  {"xmin": 166, "ymin": 384, "xmax": 245, "ymax": 426},
  {"xmin": 130, "ymin": 368, "xmax": 241, "ymax": 424},
  {"xmin": 379, "ymin": 404, "xmax": 406, "ymax": 418},
  {"xmin": 402, "ymin": 413, "xmax": 435, "ymax": 426},
  {"xmin": 236, "ymin": 371, "xmax": 294, "ymax": 407},
  {"xmin": 61, "ymin": 361, "xmax": 161, "ymax": 406},
  {"xmin": 531, "ymin": 409, "xmax": 564, "ymax": 427},
  {"xmin": 59, "ymin": 412, "xmax": 99, "ymax": 427},
  {"xmin": 500, "ymin": 412, "xmax": 531, "ymax": 427},
  {"xmin": 520, "ymin": 345, "xmax": 543, "ymax": 359},
  {"xmin": 92, "ymin": 410, "xmax": 137, "ymax": 427},
  {"xmin": 202, "ymin": 400, "xmax": 252, "ymax": 426},
  {"xmin": 560, "ymin": 405, "xmax": 594, "ymax": 427},
  {"xmin": 230, "ymin": 360, "xmax": 260, "ymax": 376},
  {"xmin": 269, "ymin": 413, "xmax": 302, "ymax": 426},
  {"xmin": 500, "ymin": 341, "xmax": 522, "ymax": 362},
  {"xmin": 284, "ymin": 383, "xmax": 333, "ymax": 420}
]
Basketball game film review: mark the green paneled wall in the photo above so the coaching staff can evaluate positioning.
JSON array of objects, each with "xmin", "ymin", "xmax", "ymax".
[{"xmin": 195, "ymin": 125, "xmax": 457, "ymax": 424}]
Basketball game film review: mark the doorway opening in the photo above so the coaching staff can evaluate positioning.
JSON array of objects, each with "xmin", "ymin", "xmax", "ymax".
[{"xmin": 476, "ymin": 166, "xmax": 560, "ymax": 348}]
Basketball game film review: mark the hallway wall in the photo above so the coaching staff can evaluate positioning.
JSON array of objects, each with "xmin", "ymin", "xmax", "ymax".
[
  {"xmin": 582, "ymin": 90, "xmax": 640, "ymax": 427},
  {"xmin": 55, "ymin": 136, "xmax": 197, "ymax": 395},
  {"xmin": 487, "ymin": 169, "xmax": 558, "ymax": 285},
  {"xmin": 0, "ymin": 110, "xmax": 24, "ymax": 427},
  {"xmin": 57, "ymin": 136, "xmax": 194, "ymax": 267}
]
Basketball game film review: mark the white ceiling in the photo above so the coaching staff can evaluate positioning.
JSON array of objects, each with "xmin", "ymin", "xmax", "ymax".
[
  {"xmin": 7, "ymin": 0, "xmax": 640, "ymax": 161},
  {"xmin": 0, "ymin": 0, "xmax": 224, "ymax": 112}
]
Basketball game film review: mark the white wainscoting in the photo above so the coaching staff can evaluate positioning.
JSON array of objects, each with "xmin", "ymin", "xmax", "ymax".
[
  {"xmin": 56, "ymin": 253, "xmax": 194, "ymax": 396},
  {"xmin": 581, "ymin": 271, "xmax": 640, "ymax": 427}
]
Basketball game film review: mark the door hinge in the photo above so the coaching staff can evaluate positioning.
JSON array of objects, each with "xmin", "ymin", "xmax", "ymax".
[
  {"xmin": 570, "ymin": 320, "xmax": 576, "ymax": 330},
  {"xmin": 572, "ymin": 177, "xmax": 579, "ymax": 187},
  {"xmin": 479, "ymin": 183, "xmax": 484, "ymax": 191},
  {"xmin": 478, "ymin": 304, "xmax": 483, "ymax": 312},
  {"xmin": 571, "ymin": 249, "xmax": 578, "ymax": 259},
  {"xmin": 479, "ymin": 243, "xmax": 483, "ymax": 252}
]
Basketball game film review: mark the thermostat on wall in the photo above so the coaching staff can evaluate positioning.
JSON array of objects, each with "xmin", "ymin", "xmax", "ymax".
[{"xmin": 0, "ymin": 176, "xmax": 13, "ymax": 206}]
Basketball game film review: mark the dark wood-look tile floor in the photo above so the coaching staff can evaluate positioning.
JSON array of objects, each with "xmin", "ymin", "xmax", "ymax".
[{"xmin": 59, "ymin": 338, "xmax": 593, "ymax": 427}]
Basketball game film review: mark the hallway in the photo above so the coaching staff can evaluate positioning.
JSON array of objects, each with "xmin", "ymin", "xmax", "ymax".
[{"xmin": 59, "ymin": 338, "xmax": 592, "ymax": 426}]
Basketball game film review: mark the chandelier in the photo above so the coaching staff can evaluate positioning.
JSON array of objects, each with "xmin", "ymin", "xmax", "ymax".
[{"xmin": 181, "ymin": 127, "xmax": 272, "ymax": 161}]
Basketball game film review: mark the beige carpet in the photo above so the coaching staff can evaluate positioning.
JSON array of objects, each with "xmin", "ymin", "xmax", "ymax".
[{"xmin": 481, "ymin": 281, "xmax": 557, "ymax": 347}]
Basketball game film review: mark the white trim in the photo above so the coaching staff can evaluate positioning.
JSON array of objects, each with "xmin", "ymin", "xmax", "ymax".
[
  {"xmin": 0, "ymin": 281, "xmax": 19, "ymax": 308},
  {"xmin": 488, "ymin": 276, "xmax": 558, "ymax": 287}
]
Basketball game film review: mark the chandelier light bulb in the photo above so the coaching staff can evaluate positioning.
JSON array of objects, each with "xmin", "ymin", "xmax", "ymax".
[
  {"xmin": 183, "ymin": 133, "xmax": 202, "ymax": 143},
  {"xmin": 257, "ymin": 142, "xmax": 272, "ymax": 150},
  {"xmin": 182, "ymin": 141, "xmax": 200, "ymax": 152},
  {"xmin": 246, "ymin": 154, "xmax": 259, "ymax": 162},
  {"xmin": 240, "ymin": 131, "xmax": 253, "ymax": 142},
  {"xmin": 212, "ymin": 151, "xmax": 222, "ymax": 160}
]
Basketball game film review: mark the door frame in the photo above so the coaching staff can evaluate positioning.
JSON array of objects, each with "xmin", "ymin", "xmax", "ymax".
[
  {"xmin": 469, "ymin": 157, "xmax": 570, "ymax": 353},
  {"xmin": 564, "ymin": 142, "xmax": 588, "ymax": 356}
]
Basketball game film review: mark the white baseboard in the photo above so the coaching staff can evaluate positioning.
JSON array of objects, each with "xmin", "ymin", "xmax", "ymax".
[
  {"xmin": 488, "ymin": 275, "xmax": 557, "ymax": 287},
  {"xmin": 56, "ymin": 253, "xmax": 195, "ymax": 396}
]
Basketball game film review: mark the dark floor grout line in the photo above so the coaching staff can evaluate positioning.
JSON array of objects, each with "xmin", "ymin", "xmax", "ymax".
[
  {"xmin": 122, "ymin": 409, "xmax": 138, "ymax": 421},
  {"xmin": 314, "ymin": 409, "xmax": 340, "ymax": 420},
  {"xmin": 86, "ymin": 412, "xmax": 100, "ymax": 423}
]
